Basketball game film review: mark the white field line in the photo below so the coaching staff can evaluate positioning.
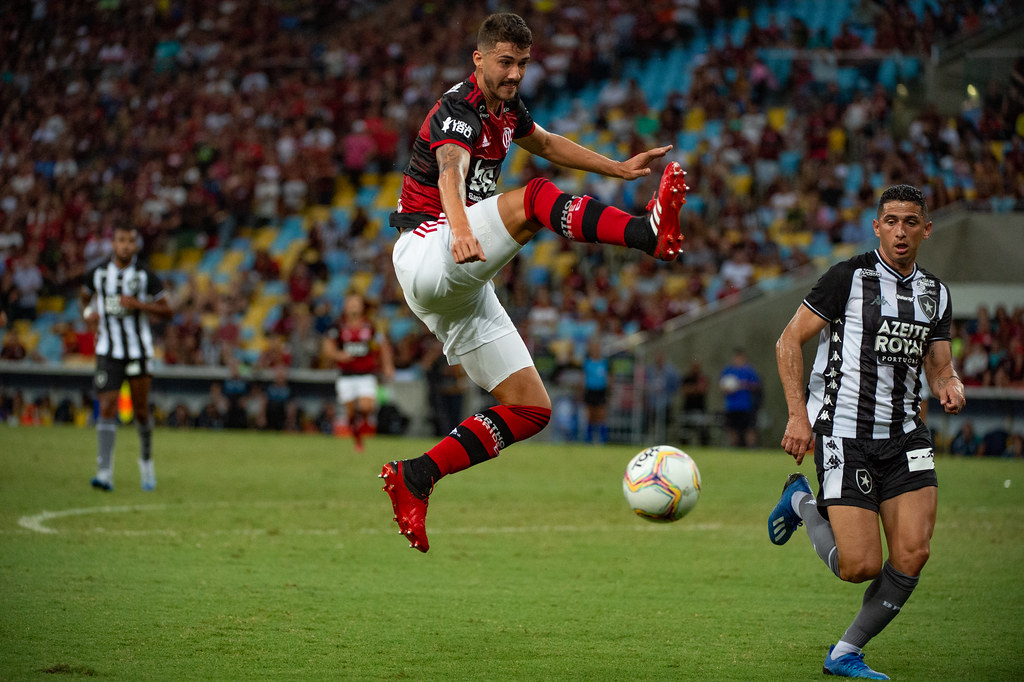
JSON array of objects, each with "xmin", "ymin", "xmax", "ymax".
[{"xmin": 14, "ymin": 502, "xmax": 721, "ymax": 537}]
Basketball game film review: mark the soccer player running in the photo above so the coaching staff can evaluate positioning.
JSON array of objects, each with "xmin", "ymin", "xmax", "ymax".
[
  {"xmin": 321, "ymin": 292, "xmax": 394, "ymax": 452},
  {"xmin": 380, "ymin": 12, "xmax": 688, "ymax": 552},
  {"xmin": 769, "ymin": 185, "xmax": 965, "ymax": 679},
  {"xmin": 81, "ymin": 225, "xmax": 172, "ymax": 491}
]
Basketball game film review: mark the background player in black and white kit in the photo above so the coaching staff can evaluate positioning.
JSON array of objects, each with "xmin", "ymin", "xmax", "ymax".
[
  {"xmin": 81, "ymin": 225, "xmax": 172, "ymax": 491},
  {"xmin": 769, "ymin": 185, "xmax": 965, "ymax": 680}
]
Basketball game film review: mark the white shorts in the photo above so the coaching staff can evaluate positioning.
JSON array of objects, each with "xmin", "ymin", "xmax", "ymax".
[
  {"xmin": 336, "ymin": 374, "xmax": 378, "ymax": 404},
  {"xmin": 392, "ymin": 195, "xmax": 533, "ymax": 391}
]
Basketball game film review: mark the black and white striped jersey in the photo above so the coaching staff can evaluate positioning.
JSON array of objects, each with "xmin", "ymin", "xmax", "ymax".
[
  {"xmin": 85, "ymin": 257, "xmax": 166, "ymax": 360},
  {"xmin": 802, "ymin": 250, "xmax": 952, "ymax": 439}
]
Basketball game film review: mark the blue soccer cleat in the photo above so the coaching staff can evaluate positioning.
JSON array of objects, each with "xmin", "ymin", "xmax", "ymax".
[
  {"xmin": 91, "ymin": 476, "xmax": 113, "ymax": 492},
  {"xmin": 768, "ymin": 472, "xmax": 812, "ymax": 545},
  {"xmin": 823, "ymin": 646, "xmax": 890, "ymax": 679}
]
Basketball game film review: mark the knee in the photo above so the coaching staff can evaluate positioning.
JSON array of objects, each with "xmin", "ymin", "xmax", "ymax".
[
  {"xmin": 890, "ymin": 545, "xmax": 930, "ymax": 577},
  {"xmin": 838, "ymin": 557, "xmax": 883, "ymax": 584}
]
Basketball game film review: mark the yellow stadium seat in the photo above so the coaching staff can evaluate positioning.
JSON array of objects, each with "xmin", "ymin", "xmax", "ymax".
[
  {"xmin": 729, "ymin": 173, "xmax": 753, "ymax": 196},
  {"xmin": 252, "ymin": 226, "xmax": 278, "ymax": 251},
  {"xmin": 276, "ymin": 239, "xmax": 308, "ymax": 278},
  {"xmin": 36, "ymin": 296, "xmax": 65, "ymax": 313},
  {"xmin": 193, "ymin": 272, "xmax": 211, "ymax": 295},
  {"xmin": 175, "ymin": 247, "xmax": 203, "ymax": 272},
  {"xmin": 553, "ymin": 252, "xmax": 576, "ymax": 279},
  {"xmin": 305, "ymin": 205, "xmax": 331, "ymax": 227},
  {"xmin": 149, "ymin": 252, "xmax": 174, "ymax": 271},
  {"xmin": 989, "ymin": 141, "xmax": 1006, "ymax": 162},
  {"xmin": 200, "ymin": 312, "xmax": 221, "ymax": 332},
  {"xmin": 349, "ymin": 271, "xmax": 373, "ymax": 295},
  {"xmin": 683, "ymin": 107, "xmax": 706, "ymax": 132},
  {"xmin": 664, "ymin": 274, "xmax": 688, "ymax": 296},
  {"xmin": 218, "ymin": 250, "xmax": 245, "ymax": 274},
  {"xmin": 767, "ymin": 107, "xmax": 788, "ymax": 132}
]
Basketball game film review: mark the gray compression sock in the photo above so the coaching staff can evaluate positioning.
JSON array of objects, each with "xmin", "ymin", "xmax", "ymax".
[
  {"xmin": 97, "ymin": 417, "xmax": 117, "ymax": 475},
  {"xmin": 137, "ymin": 417, "xmax": 153, "ymax": 461},
  {"xmin": 800, "ymin": 496, "xmax": 841, "ymax": 578},
  {"xmin": 840, "ymin": 560, "xmax": 919, "ymax": 649}
]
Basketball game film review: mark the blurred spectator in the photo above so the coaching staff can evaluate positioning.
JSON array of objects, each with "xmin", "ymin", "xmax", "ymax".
[
  {"xmin": 645, "ymin": 351, "xmax": 682, "ymax": 439},
  {"xmin": 167, "ymin": 403, "xmax": 196, "ymax": 429},
  {"xmin": 223, "ymin": 357, "xmax": 251, "ymax": 429},
  {"xmin": 1004, "ymin": 432, "xmax": 1024, "ymax": 458},
  {"xmin": 10, "ymin": 253, "xmax": 43, "ymax": 321},
  {"xmin": 582, "ymin": 339, "xmax": 610, "ymax": 444},
  {"xmin": 264, "ymin": 366, "xmax": 292, "ymax": 431},
  {"xmin": 680, "ymin": 358, "xmax": 711, "ymax": 446},
  {"xmin": 1, "ymin": 327, "xmax": 29, "ymax": 360},
  {"xmin": 198, "ymin": 382, "xmax": 229, "ymax": 429},
  {"xmin": 341, "ymin": 120, "xmax": 376, "ymax": 189},
  {"xmin": 257, "ymin": 335, "xmax": 292, "ymax": 369},
  {"xmin": 950, "ymin": 420, "xmax": 982, "ymax": 455},
  {"xmin": 720, "ymin": 348, "xmax": 762, "ymax": 448},
  {"xmin": 0, "ymin": 270, "xmax": 18, "ymax": 325},
  {"xmin": 423, "ymin": 341, "xmax": 466, "ymax": 437}
]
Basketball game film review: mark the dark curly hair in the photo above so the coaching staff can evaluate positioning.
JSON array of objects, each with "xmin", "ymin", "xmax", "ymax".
[
  {"xmin": 478, "ymin": 13, "xmax": 532, "ymax": 52},
  {"xmin": 877, "ymin": 184, "xmax": 928, "ymax": 219}
]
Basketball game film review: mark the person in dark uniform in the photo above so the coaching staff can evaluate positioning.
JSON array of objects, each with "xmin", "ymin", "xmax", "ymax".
[
  {"xmin": 380, "ymin": 12, "xmax": 690, "ymax": 552},
  {"xmin": 81, "ymin": 225, "xmax": 172, "ymax": 491},
  {"xmin": 769, "ymin": 185, "xmax": 965, "ymax": 679}
]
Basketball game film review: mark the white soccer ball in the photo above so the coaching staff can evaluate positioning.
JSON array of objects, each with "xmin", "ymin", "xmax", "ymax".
[
  {"xmin": 720, "ymin": 373, "xmax": 741, "ymax": 393},
  {"xmin": 622, "ymin": 445, "xmax": 701, "ymax": 522}
]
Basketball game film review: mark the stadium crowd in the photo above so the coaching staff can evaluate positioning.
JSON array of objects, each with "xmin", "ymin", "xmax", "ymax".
[{"xmin": 1, "ymin": 0, "xmax": 1023, "ymax": 439}]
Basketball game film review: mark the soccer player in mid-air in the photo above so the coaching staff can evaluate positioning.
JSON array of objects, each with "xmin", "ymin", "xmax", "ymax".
[
  {"xmin": 380, "ymin": 12, "xmax": 688, "ymax": 552},
  {"xmin": 769, "ymin": 184, "xmax": 965, "ymax": 679},
  {"xmin": 82, "ymin": 225, "xmax": 172, "ymax": 491}
]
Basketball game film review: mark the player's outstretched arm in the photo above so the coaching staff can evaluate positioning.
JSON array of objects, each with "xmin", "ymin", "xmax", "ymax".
[{"xmin": 516, "ymin": 123, "xmax": 671, "ymax": 180}]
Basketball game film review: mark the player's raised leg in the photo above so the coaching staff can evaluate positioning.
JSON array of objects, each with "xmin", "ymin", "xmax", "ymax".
[{"xmin": 507, "ymin": 162, "xmax": 688, "ymax": 259}]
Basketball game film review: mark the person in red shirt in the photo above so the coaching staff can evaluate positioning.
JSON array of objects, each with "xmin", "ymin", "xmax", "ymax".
[{"xmin": 321, "ymin": 293, "xmax": 394, "ymax": 452}]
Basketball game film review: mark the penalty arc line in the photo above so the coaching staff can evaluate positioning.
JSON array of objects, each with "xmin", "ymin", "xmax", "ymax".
[{"xmin": 15, "ymin": 502, "xmax": 722, "ymax": 536}]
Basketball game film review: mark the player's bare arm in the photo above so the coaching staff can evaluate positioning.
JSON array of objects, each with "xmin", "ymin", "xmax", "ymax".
[
  {"xmin": 923, "ymin": 340, "xmax": 965, "ymax": 414},
  {"xmin": 515, "ymin": 123, "xmax": 672, "ymax": 180},
  {"xmin": 321, "ymin": 337, "xmax": 350, "ymax": 364},
  {"xmin": 435, "ymin": 143, "xmax": 485, "ymax": 264},
  {"xmin": 776, "ymin": 305, "xmax": 829, "ymax": 463},
  {"xmin": 79, "ymin": 286, "xmax": 98, "ymax": 322}
]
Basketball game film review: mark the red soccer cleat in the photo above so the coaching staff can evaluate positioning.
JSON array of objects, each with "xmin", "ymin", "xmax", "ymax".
[
  {"xmin": 646, "ymin": 161, "xmax": 688, "ymax": 261},
  {"xmin": 379, "ymin": 460, "xmax": 430, "ymax": 553}
]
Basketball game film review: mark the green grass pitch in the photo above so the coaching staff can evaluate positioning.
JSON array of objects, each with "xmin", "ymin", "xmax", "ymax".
[{"xmin": 1, "ymin": 426, "xmax": 1022, "ymax": 680}]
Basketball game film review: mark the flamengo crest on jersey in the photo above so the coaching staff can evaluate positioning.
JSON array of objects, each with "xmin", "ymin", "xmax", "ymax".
[
  {"xmin": 391, "ymin": 72, "xmax": 535, "ymax": 227},
  {"xmin": 802, "ymin": 250, "xmax": 952, "ymax": 440}
]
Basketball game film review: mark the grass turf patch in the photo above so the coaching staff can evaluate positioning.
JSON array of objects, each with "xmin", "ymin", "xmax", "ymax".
[{"xmin": 1, "ymin": 426, "xmax": 1022, "ymax": 680}]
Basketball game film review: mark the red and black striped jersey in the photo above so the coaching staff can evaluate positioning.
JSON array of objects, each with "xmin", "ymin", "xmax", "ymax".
[
  {"xmin": 327, "ymin": 319, "xmax": 381, "ymax": 376},
  {"xmin": 391, "ymin": 72, "xmax": 535, "ymax": 230}
]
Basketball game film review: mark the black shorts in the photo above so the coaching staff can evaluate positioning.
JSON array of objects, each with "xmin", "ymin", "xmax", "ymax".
[
  {"xmin": 813, "ymin": 423, "xmax": 938, "ymax": 513},
  {"xmin": 583, "ymin": 388, "xmax": 607, "ymax": 407},
  {"xmin": 95, "ymin": 355, "xmax": 151, "ymax": 393}
]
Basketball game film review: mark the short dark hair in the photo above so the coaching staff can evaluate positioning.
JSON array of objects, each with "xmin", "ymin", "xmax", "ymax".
[
  {"xmin": 478, "ymin": 13, "xmax": 532, "ymax": 52},
  {"xmin": 877, "ymin": 184, "xmax": 927, "ymax": 219}
]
